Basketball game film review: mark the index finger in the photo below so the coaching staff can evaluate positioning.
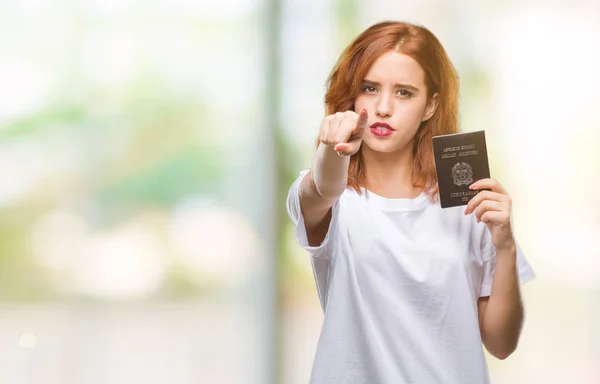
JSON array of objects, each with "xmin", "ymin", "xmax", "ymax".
[
  {"xmin": 469, "ymin": 178, "xmax": 506, "ymax": 195},
  {"xmin": 352, "ymin": 109, "xmax": 369, "ymax": 134}
]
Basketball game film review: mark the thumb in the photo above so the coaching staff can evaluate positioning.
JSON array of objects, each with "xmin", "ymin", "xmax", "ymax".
[{"xmin": 334, "ymin": 141, "xmax": 360, "ymax": 156}]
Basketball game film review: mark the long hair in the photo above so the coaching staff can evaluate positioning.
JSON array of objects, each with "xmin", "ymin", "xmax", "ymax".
[{"xmin": 323, "ymin": 21, "xmax": 459, "ymax": 200}]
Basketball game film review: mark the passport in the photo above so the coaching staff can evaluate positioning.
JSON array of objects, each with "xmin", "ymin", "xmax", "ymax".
[{"xmin": 432, "ymin": 130, "xmax": 490, "ymax": 208}]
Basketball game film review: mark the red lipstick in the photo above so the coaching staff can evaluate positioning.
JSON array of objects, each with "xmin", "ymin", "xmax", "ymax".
[{"xmin": 370, "ymin": 122, "xmax": 395, "ymax": 137}]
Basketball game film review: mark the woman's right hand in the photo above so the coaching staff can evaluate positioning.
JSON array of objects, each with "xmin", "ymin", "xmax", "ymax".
[{"xmin": 319, "ymin": 109, "xmax": 369, "ymax": 156}]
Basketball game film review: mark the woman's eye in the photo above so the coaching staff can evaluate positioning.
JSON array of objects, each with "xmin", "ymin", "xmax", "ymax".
[
  {"xmin": 398, "ymin": 89, "xmax": 413, "ymax": 97},
  {"xmin": 362, "ymin": 85, "xmax": 376, "ymax": 93}
]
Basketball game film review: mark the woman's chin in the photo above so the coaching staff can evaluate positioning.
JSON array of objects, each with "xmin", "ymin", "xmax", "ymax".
[{"xmin": 362, "ymin": 138, "xmax": 407, "ymax": 154}]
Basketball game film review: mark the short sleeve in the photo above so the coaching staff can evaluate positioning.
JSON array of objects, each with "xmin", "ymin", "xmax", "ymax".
[
  {"xmin": 286, "ymin": 169, "xmax": 340, "ymax": 259},
  {"xmin": 480, "ymin": 235, "xmax": 536, "ymax": 297}
]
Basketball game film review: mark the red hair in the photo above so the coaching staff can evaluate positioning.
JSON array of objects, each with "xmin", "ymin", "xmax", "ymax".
[{"xmin": 323, "ymin": 21, "xmax": 459, "ymax": 200}]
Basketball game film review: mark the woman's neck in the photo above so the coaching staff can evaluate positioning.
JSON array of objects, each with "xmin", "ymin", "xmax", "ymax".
[{"xmin": 361, "ymin": 144, "xmax": 423, "ymax": 199}]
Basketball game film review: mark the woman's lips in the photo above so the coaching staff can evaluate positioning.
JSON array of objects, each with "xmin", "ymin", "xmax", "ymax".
[{"xmin": 370, "ymin": 122, "xmax": 394, "ymax": 137}]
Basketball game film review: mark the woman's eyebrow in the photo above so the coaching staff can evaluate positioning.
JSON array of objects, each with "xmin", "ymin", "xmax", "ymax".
[{"xmin": 362, "ymin": 79, "xmax": 419, "ymax": 92}]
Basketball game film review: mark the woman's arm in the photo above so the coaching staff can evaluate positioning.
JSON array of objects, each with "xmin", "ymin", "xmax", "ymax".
[
  {"xmin": 465, "ymin": 179, "xmax": 526, "ymax": 359},
  {"xmin": 300, "ymin": 110, "xmax": 368, "ymax": 246},
  {"xmin": 477, "ymin": 243, "xmax": 524, "ymax": 359}
]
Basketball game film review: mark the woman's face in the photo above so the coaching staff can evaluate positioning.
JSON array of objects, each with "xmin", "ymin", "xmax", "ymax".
[{"xmin": 354, "ymin": 50, "xmax": 438, "ymax": 154}]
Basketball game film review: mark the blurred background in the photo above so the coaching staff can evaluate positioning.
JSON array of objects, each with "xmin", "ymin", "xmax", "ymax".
[{"xmin": 0, "ymin": 0, "xmax": 598, "ymax": 383}]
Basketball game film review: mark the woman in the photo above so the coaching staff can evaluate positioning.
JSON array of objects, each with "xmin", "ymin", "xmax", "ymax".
[{"xmin": 286, "ymin": 21, "xmax": 535, "ymax": 383}]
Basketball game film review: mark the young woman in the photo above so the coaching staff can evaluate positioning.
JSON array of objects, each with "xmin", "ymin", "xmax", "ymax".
[{"xmin": 286, "ymin": 21, "xmax": 535, "ymax": 383}]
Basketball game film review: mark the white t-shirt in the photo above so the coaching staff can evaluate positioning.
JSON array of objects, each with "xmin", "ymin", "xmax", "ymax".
[{"xmin": 286, "ymin": 170, "xmax": 535, "ymax": 384}]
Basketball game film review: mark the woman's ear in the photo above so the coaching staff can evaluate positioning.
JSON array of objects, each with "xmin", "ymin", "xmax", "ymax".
[{"xmin": 422, "ymin": 93, "xmax": 439, "ymax": 122}]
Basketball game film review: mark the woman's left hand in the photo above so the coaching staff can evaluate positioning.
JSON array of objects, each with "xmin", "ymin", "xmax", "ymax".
[{"xmin": 464, "ymin": 178, "xmax": 516, "ymax": 252}]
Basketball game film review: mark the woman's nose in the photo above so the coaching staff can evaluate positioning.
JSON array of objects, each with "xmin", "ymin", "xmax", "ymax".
[{"xmin": 375, "ymin": 93, "xmax": 392, "ymax": 117}]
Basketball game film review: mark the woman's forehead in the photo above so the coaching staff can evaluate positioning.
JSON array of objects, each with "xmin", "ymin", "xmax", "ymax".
[{"xmin": 364, "ymin": 51, "xmax": 426, "ymax": 85}]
